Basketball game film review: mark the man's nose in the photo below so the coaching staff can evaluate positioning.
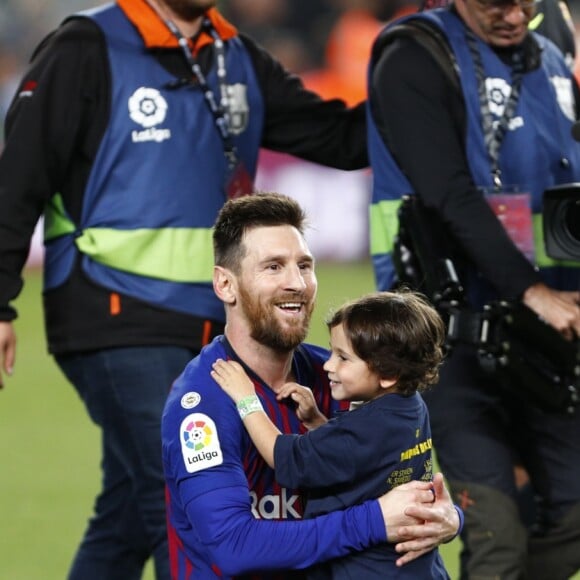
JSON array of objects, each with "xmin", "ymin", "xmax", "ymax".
[
  {"xmin": 283, "ymin": 265, "xmax": 307, "ymax": 289},
  {"xmin": 502, "ymin": 2, "xmax": 529, "ymax": 24}
]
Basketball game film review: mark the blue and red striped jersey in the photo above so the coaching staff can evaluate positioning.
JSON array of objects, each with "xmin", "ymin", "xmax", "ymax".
[{"xmin": 162, "ymin": 336, "xmax": 383, "ymax": 579}]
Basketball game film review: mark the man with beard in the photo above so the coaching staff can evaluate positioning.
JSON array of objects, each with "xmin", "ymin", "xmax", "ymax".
[
  {"xmin": 161, "ymin": 192, "xmax": 462, "ymax": 579},
  {"xmin": 0, "ymin": 1, "xmax": 372, "ymax": 579}
]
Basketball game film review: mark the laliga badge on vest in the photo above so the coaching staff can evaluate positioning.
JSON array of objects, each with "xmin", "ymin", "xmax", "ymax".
[
  {"xmin": 550, "ymin": 76, "xmax": 575, "ymax": 122},
  {"xmin": 128, "ymin": 86, "xmax": 171, "ymax": 143},
  {"xmin": 180, "ymin": 413, "xmax": 223, "ymax": 473},
  {"xmin": 181, "ymin": 392, "xmax": 201, "ymax": 409}
]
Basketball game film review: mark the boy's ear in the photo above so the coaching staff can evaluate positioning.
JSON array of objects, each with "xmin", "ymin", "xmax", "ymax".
[
  {"xmin": 213, "ymin": 265, "xmax": 237, "ymax": 305},
  {"xmin": 379, "ymin": 377, "xmax": 398, "ymax": 390}
]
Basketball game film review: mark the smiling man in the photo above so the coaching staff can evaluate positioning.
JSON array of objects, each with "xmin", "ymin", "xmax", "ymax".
[{"xmin": 161, "ymin": 192, "xmax": 462, "ymax": 579}]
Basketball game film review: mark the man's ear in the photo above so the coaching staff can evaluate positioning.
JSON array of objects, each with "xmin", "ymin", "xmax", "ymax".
[{"xmin": 213, "ymin": 265, "xmax": 236, "ymax": 304}]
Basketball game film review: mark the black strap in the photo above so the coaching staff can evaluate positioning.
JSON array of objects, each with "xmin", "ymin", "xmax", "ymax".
[
  {"xmin": 379, "ymin": 19, "xmax": 461, "ymax": 93},
  {"xmin": 465, "ymin": 29, "xmax": 525, "ymax": 189},
  {"xmin": 160, "ymin": 16, "xmax": 239, "ymax": 171}
]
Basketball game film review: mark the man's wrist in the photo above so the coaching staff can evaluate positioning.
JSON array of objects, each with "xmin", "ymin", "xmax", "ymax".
[{"xmin": 444, "ymin": 505, "xmax": 464, "ymax": 543}]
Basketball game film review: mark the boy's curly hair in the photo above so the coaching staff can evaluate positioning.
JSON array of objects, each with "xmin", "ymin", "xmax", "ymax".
[{"xmin": 326, "ymin": 290, "xmax": 445, "ymax": 396}]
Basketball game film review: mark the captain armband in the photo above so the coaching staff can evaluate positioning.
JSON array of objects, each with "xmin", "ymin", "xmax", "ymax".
[{"xmin": 236, "ymin": 395, "xmax": 264, "ymax": 420}]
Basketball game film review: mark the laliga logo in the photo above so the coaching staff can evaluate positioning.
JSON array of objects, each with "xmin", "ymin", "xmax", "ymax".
[
  {"xmin": 128, "ymin": 87, "xmax": 171, "ymax": 143},
  {"xmin": 183, "ymin": 418, "xmax": 213, "ymax": 451},
  {"xmin": 129, "ymin": 87, "xmax": 167, "ymax": 127},
  {"xmin": 485, "ymin": 78, "xmax": 510, "ymax": 117},
  {"xmin": 180, "ymin": 413, "xmax": 223, "ymax": 473},
  {"xmin": 485, "ymin": 77, "xmax": 523, "ymax": 131}
]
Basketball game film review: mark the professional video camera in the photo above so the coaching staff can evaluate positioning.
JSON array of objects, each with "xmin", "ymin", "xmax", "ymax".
[
  {"xmin": 543, "ymin": 183, "xmax": 580, "ymax": 261},
  {"xmin": 394, "ymin": 194, "xmax": 580, "ymax": 414}
]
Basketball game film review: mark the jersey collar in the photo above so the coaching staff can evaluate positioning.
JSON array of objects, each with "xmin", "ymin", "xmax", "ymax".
[{"xmin": 117, "ymin": 0, "xmax": 238, "ymax": 52}]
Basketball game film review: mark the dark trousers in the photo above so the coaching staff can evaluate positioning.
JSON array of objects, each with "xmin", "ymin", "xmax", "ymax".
[
  {"xmin": 57, "ymin": 346, "xmax": 195, "ymax": 580},
  {"xmin": 424, "ymin": 345, "xmax": 580, "ymax": 580}
]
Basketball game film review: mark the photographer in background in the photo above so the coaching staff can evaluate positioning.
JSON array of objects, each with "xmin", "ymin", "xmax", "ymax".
[
  {"xmin": 420, "ymin": 0, "xmax": 577, "ymax": 65},
  {"xmin": 367, "ymin": 0, "xmax": 580, "ymax": 578}
]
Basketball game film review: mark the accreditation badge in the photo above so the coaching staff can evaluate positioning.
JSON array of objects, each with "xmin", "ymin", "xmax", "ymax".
[
  {"xmin": 482, "ymin": 186, "xmax": 535, "ymax": 263},
  {"xmin": 226, "ymin": 159, "xmax": 254, "ymax": 199}
]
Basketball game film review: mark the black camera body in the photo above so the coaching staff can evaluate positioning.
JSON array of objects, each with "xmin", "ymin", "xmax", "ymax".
[
  {"xmin": 477, "ymin": 300, "xmax": 580, "ymax": 414},
  {"xmin": 543, "ymin": 184, "xmax": 580, "ymax": 261},
  {"xmin": 393, "ymin": 195, "xmax": 464, "ymax": 306}
]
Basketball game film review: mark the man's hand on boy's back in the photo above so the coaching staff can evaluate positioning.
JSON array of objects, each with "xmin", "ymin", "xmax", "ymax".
[{"xmin": 379, "ymin": 472, "xmax": 460, "ymax": 565}]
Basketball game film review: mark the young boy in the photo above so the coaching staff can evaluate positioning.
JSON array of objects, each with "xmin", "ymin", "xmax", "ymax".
[{"xmin": 211, "ymin": 290, "xmax": 449, "ymax": 579}]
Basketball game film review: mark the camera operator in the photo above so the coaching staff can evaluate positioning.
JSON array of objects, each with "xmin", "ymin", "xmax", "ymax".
[{"xmin": 367, "ymin": 0, "xmax": 580, "ymax": 578}]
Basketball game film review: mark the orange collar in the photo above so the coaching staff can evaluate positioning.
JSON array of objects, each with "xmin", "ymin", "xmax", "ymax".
[{"xmin": 117, "ymin": 0, "xmax": 237, "ymax": 52}]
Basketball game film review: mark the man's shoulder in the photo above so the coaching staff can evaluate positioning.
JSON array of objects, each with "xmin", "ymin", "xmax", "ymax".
[
  {"xmin": 57, "ymin": 11, "xmax": 105, "ymax": 39},
  {"xmin": 164, "ymin": 338, "xmax": 227, "ymax": 411},
  {"xmin": 374, "ymin": 14, "xmax": 460, "ymax": 91},
  {"xmin": 30, "ymin": 13, "xmax": 103, "ymax": 61}
]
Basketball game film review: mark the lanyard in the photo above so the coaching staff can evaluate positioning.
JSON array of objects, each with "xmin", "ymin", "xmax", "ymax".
[
  {"xmin": 465, "ymin": 30, "xmax": 525, "ymax": 189},
  {"xmin": 162, "ymin": 16, "xmax": 239, "ymax": 170}
]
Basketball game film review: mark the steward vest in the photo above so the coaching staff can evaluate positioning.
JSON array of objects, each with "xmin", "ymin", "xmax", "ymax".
[
  {"xmin": 43, "ymin": 3, "xmax": 264, "ymax": 322},
  {"xmin": 368, "ymin": 8, "xmax": 580, "ymax": 296}
]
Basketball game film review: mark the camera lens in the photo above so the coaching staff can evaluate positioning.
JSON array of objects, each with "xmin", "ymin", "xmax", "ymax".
[
  {"xmin": 563, "ymin": 199, "xmax": 580, "ymax": 242},
  {"xmin": 554, "ymin": 199, "xmax": 580, "ymax": 257},
  {"xmin": 543, "ymin": 185, "xmax": 580, "ymax": 261}
]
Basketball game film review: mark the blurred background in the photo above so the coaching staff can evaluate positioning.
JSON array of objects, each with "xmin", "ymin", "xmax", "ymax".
[
  {"xmin": 3, "ymin": 0, "xmax": 580, "ymax": 263},
  {"xmin": 0, "ymin": 0, "xmax": 381, "ymax": 264}
]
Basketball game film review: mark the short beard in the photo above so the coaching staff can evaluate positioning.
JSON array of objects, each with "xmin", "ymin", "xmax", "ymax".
[
  {"xmin": 238, "ymin": 285, "xmax": 313, "ymax": 354},
  {"xmin": 162, "ymin": 0, "xmax": 216, "ymax": 21}
]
